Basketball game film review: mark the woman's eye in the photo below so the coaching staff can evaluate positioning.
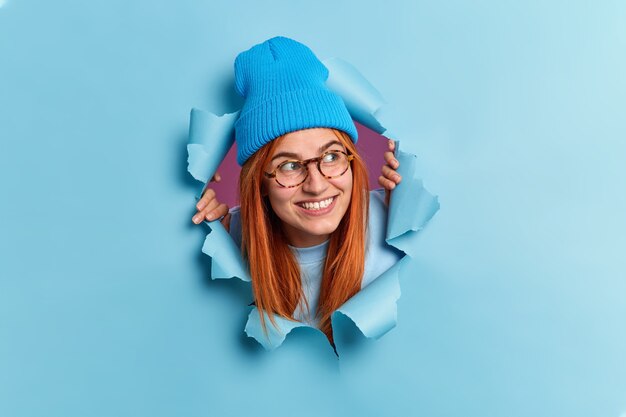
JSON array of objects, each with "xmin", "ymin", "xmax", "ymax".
[
  {"xmin": 279, "ymin": 161, "xmax": 302, "ymax": 172},
  {"xmin": 322, "ymin": 152, "xmax": 340, "ymax": 163}
]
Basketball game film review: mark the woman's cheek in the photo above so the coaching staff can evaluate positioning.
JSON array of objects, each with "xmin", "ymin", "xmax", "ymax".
[{"xmin": 267, "ymin": 187, "xmax": 296, "ymax": 220}]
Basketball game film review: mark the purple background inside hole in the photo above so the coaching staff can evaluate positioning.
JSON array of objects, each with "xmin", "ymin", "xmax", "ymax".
[{"xmin": 208, "ymin": 122, "xmax": 389, "ymax": 208}]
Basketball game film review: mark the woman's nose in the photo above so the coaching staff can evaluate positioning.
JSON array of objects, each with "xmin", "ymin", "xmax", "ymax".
[{"xmin": 301, "ymin": 163, "xmax": 328, "ymax": 194}]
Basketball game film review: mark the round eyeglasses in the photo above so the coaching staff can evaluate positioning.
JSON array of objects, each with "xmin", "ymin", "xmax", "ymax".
[{"xmin": 264, "ymin": 150, "xmax": 355, "ymax": 188}]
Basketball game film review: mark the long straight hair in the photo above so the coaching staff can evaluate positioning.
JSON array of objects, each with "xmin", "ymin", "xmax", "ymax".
[{"xmin": 239, "ymin": 129, "xmax": 369, "ymax": 343}]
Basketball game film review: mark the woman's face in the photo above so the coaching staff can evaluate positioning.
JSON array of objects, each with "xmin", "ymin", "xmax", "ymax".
[{"xmin": 264, "ymin": 128, "xmax": 353, "ymax": 248}]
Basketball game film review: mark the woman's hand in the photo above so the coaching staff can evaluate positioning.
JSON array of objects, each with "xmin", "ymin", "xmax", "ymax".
[
  {"xmin": 192, "ymin": 172, "xmax": 231, "ymax": 229},
  {"xmin": 378, "ymin": 139, "xmax": 401, "ymax": 206}
]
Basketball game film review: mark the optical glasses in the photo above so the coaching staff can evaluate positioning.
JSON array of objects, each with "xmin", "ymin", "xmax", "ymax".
[{"xmin": 264, "ymin": 150, "xmax": 354, "ymax": 188}]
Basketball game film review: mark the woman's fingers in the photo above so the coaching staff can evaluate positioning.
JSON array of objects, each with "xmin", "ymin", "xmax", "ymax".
[
  {"xmin": 200, "ymin": 197, "xmax": 221, "ymax": 216},
  {"xmin": 198, "ymin": 201, "xmax": 226, "ymax": 223},
  {"xmin": 380, "ymin": 138, "xmax": 400, "ymax": 194},
  {"xmin": 381, "ymin": 164, "xmax": 402, "ymax": 185},
  {"xmin": 379, "ymin": 139, "xmax": 401, "ymax": 197},
  {"xmin": 383, "ymin": 140, "xmax": 398, "ymax": 169},
  {"xmin": 193, "ymin": 201, "xmax": 229, "ymax": 224},
  {"xmin": 383, "ymin": 152, "xmax": 399, "ymax": 169},
  {"xmin": 196, "ymin": 171, "xmax": 223, "ymax": 211},
  {"xmin": 192, "ymin": 188, "xmax": 228, "ymax": 224},
  {"xmin": 192, "ymin": 211, "xmax": 205, "ymax": 224},
  {"xmin": 196, "ymin": 188, "xmax": 216, "ymax": 211},
  {"xmin": 378, "ymin": 175, "xmax": 396, "ymax": 190},
  {"xmin": 207, "ymin": 203, "xmax": 229, "ymax": 222}
]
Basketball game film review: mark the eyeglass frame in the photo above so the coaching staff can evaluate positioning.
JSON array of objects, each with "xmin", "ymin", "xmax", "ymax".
[{"xmin": 264, "ymin": 150, "xmax": 355, "ymax": 188}]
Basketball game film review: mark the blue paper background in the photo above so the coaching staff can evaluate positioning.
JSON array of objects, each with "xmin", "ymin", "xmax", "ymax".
[{"xmin": 1, "ymin": 1, "xmax": 625, "ymax": 416}]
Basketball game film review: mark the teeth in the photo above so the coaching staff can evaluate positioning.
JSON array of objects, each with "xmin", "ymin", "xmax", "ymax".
[{"xmin": 300, "ymin": 197, "xmax": 334, "ymax": 210}]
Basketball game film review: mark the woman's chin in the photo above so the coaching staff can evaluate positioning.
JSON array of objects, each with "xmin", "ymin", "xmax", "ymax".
[{"xmin": 284, "ymin": 221, "xmax": 340, "ymax": 247}]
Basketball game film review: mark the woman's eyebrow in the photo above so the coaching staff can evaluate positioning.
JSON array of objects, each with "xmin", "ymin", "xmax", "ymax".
[
  {"xmin": 270, "ymin": 140, "xmax": 344, "ymax": 162},
  {"xmin": 271, "ymin": 151, "xmax": 300, "ymax": 161},
  {"xmin": 318, "ymin": 140, "xmax": 343, "ymax": 153}
]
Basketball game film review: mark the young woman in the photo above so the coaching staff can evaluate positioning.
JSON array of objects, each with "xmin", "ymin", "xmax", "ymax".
[{"xmin": 191, "ymin": 37, "xmax": 402, "ymax": 344}]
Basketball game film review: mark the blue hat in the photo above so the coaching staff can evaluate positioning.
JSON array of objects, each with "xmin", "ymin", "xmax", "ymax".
[{"xmin": 234, "ymin": 36, "xmax": 358, "ymax": 165}]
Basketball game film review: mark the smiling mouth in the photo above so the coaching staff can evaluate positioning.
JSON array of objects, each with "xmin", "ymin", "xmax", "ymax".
[{"xmin": 296, "ymin": 196, "xmax": 335, "ymax": 211}]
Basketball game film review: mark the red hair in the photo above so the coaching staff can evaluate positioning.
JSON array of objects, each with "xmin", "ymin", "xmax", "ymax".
[{"xmin": 239, "ymin": 129, "xmax": 369, "ymax": 344}]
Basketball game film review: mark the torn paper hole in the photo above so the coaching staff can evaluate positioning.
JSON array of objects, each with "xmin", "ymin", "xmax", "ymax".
[{"xmin": 187, "ymin": 57, "xmax": 439, "ymax": 354}]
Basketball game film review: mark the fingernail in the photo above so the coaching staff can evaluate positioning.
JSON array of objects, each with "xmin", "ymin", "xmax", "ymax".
[{"xmin": 192, "ymin": 215, "xmax": 200, "ymax": 224}]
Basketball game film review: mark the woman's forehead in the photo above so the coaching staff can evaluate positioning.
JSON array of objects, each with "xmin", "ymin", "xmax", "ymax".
[{"xmin": 272, "ymin": 128, "xmax": 343, "ymax": 156}]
